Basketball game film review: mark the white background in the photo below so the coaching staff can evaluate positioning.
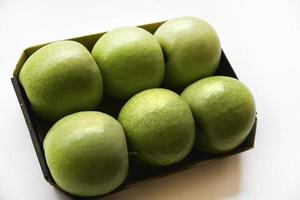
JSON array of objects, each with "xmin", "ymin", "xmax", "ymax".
[{"xmin": 1, "ymin": 0, "xmax": 300, "ymax": 199}]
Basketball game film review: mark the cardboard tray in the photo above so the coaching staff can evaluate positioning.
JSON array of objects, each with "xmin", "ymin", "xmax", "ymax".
[{"xmin": 11, "ymin": 20, "xmax": 257, "ymax": 200}]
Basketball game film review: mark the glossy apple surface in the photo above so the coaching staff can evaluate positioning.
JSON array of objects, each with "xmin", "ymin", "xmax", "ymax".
[
  {"xmin": 118, "ymin": 88, "xmax": 195, "ymax": 166},
  {"xmin": 181, "ymin": 76, "xmax": 256, "ymax": 154},
  {"xmin": 44, "ymin": 111, "xmax": 128, "ymax": 197},
  {"xmin": 92, "ymin": 27, "xmax": 164, "ymax": 100},
  {"xmin": 155, "ymin": 16, "xmax": 221, "ymax": 89},
  {"xmin": 19, "ymin": 41, "xmax": 103, "ymax": 121}
]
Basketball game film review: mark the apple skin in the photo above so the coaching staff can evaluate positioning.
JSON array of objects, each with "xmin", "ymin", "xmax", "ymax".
[
  {"xmin": 154, "ymin": 16, "xmax": 221, "ymax": 89},
  {"xmin": 19, "ymin": 41, "xmax": 103, "ymax": 122},
  {"xmin": 92, "ymin": 27, "xmax": 165, "ymax": 100},
  {"xmin": 181, "ymin": 76, "xmax": 256, "ymax": 154},
  {"xmin": 118, "ymin": 88, "xmax": 195, "ymax": 167},
  {"xmin": 43, "ymin": 111, "xmax": 129, "ymax": 197}
]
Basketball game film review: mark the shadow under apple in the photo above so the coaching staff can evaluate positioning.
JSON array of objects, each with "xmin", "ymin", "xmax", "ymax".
[{"xmin": 99, "ymin": 155, "xmax": 241, "ymax": 200}]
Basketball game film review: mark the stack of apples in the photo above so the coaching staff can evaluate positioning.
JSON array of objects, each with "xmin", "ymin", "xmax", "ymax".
[{"xmin": 19, "ymin": 16, "xmax": 256, "ymax": 197}]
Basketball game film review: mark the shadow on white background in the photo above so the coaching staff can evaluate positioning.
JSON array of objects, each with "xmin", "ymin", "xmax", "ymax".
[{"xmin": 52, "ymin": 155, "xmax": 241, "ymax": 200}]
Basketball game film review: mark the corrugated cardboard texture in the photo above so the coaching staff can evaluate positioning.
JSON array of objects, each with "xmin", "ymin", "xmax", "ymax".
[{"xmin": 12, "ymin": 20, "xmax": 257, "ymax": 199}]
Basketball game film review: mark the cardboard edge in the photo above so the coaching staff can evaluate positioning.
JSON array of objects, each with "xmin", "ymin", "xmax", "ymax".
[
  {"xmin": 13, "ymin": 51, "xmax": 28, "ymax": 78},
  {"xmin": 221, "ymin": 51, "xmax": 238, "ymax": 78},
  {"xmin": 11, "ymin": 77, "xmax": 52, "ymax": 182},
  {"xmin": 246, "ymin": 117, "xmax": 257, "ymax": 148}
]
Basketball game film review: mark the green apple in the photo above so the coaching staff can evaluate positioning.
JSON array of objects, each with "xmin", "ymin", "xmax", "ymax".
[
  {"xmin": 92, "ymin": 27, "xmax": 165, "ymax": 100},
  {"xmin": 181, "ymin": 76, "xmax": 256, "ymax": 154},
  {"xmin": 154, "ymin": 16, "xmax": 221, "ymax": 89},
  {"xmin": 19, "ymin": 41, "xmax": 103, "ymax": 121},
  {"xmin": 118, "ymin": 88, "xmax": 195, "ymax": 167},
  {"xmin": 43, "ymin": 111, "xmax": 128, "ymax": 197}
]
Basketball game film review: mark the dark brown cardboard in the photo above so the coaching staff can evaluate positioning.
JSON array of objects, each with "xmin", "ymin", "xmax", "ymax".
[{"xmin": 11, "ymin": 20, "xmax": 257, "ymax": 200}]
